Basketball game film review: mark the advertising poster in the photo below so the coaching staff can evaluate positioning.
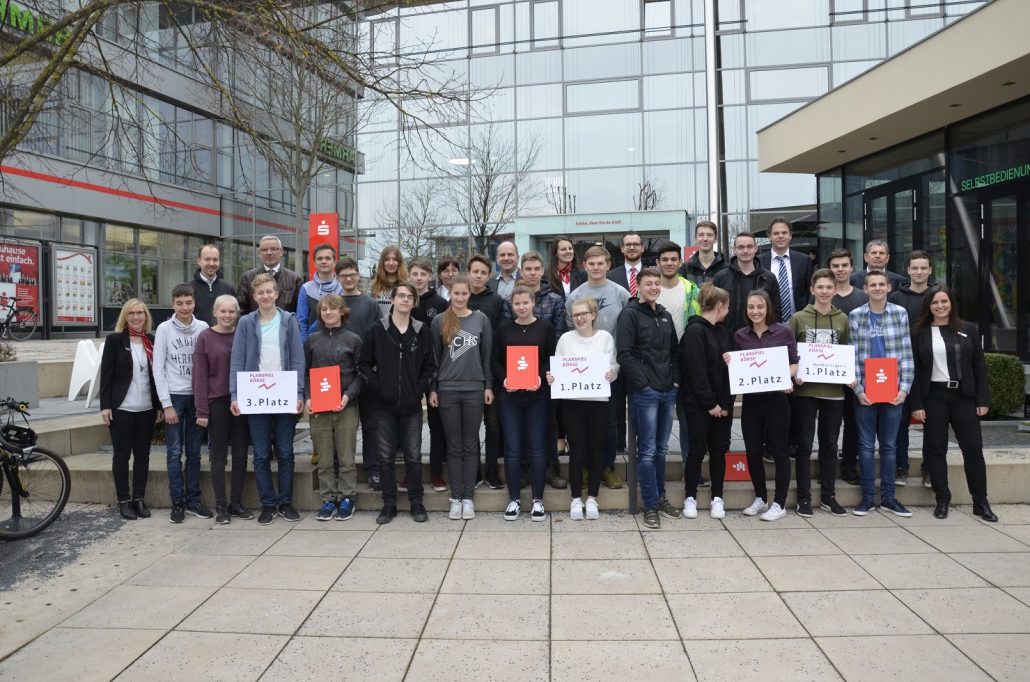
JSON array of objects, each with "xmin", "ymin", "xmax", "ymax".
[
  {"xmin": 53, "ymin": 245, "xmax": 97, "ymax": 325},
  {"xmin": 0, "ymin": 241, "xmax": 40, "ymax": 316}
]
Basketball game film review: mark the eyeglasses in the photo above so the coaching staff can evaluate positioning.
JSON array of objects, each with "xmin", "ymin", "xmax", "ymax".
[
  {"xmin": 394, "ymin": 293, "xmax": 415, "ymax": 301},
  {"xmin": 338, "ymin": 272, "xmax": 360, "ymax": 279},
  {"xmin": 572, "ymin": 312, "xmax": 592, "ymax": 318},
  {"xmin": 623, "ymin": 242, "xmax": 642, "ymax": 248}
]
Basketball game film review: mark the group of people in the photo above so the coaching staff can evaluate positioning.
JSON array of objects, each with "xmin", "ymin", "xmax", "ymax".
[{"xmin": 98, "ymin": 221, "xmax": 999, "ymax": 527}]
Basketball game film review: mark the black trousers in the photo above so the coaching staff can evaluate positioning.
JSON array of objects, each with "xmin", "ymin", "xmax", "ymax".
[
  {"xmin": 684, "ymin": 406, "xmax": 731, "ymax": 499},
  {"xmin": 376, "ymin": 409, "xmax": 424, "ymax": 505},
  {"xmin": 742, "ymin": 392, "xmax": 791, "ymax": 507},
  {"xmin": 426, "ymin": 399, "xmax": 446, "ymax": 477},
  {"xmin": 792, "ymin": 396, "xmax": 844, "ymax": 500},
  {"xmin": 358, "ymin": 391, "xmax": 380, "ymax": 477},
  {"xmin": 207, "ymin": 395, "xmax": 249, "ymax": 506},
  {"xmin": 840, "ymin": 390, "xmax": 859, "ymax": 471},
  {"xmin": 482, "ymin": 400, "xmax": 501, "ymax": 476},
  {"xmin": 109, "ymin": 408, "xmax": 156, "ymax": 502},
  {"xmin": 922, "ymin": 385, "xmax": 988, "ymax": 500},
  {"xmin": 563, "ymin": 399, "xmax": 607, "ymax": 498}
]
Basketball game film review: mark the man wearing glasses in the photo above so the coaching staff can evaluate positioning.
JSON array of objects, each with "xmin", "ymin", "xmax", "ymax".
[
  {"xmin": 607, "ymin": 232, "xmax": 645, "ymax": 298},
  {"xmin": 236, "ymin": 235, "xmax": 304, "ymax": 314},
  {"xmin": 712, "ymin": 231, "xmax": 781, "ymax": 333}
]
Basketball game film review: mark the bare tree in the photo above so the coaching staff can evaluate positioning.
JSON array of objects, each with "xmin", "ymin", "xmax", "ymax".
[
  {"xmin": 634, "ymin": 179, "xmax": 664, "ymax": 211},
  {"xmin": 546, "ymin": 183, "xmax": 576, "ymax": 215},
  {"xmin": 375, "ymin": 179, "xmax": 452, "ymax": 259}
]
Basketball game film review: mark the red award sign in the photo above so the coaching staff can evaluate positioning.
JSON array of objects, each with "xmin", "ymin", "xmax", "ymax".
[{"xmin": 307, "ymin": 212, "xmax": 339, "ymax": 278}]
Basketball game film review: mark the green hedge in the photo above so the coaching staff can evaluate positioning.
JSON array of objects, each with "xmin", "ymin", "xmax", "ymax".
[{"xmin": 984, "ymin": 352, "xmax": 1024, "ymax": 418}]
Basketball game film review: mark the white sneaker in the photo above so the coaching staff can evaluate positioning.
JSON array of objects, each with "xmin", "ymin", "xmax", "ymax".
[
  {"xmin": 531, "ymin": 500, "xmax": 546, "ymax": 522},
  {"xmin": 683, "ymin": 497, "xmax": 698, "ymax": 519},
  {"xmin": 461, "ymin": 499, "xmax": 475, "ymax": 520},
  {"xmin": 585, "ymin": 498, "xmax": 599, "ymax": 520},
  {"xmin": 760, "ymin": 502, "xmax": 786, "ymax": 522},
  {"xmin": 710, "ymin": 497, "xmax": 725, "ymax": 519},
  {"xmin": 570, "ymin": 498, "xmax": 584, "ymax": 520},
  {"xmin": 742, "ymin": 497, "xmax": 768, "ymax": 517},
  {"xmin": 504, "ymin": 499, "xmax": 520, "ymax": 521},
  {"xmin": 448, "ymin": 498, "xmax": 462, "ymax": 520}
]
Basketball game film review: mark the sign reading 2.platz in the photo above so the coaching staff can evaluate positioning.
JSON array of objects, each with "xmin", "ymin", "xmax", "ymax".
[
  {"xmin": 237, "ymin": 371, "xmax": 298, "ymax": 414},
  {"xmin": 727, "ymin": 346, "xmax": 792, "ymax": 395},
  {"xmin": 796, "ymin": 343, "xmax": 855, "ymax": 385}
]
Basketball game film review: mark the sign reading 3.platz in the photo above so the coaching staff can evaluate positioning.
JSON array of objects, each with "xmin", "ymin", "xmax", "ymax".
[{"xmin": 237, "ymin": 371, "xmax": 298, "ymax": 414}]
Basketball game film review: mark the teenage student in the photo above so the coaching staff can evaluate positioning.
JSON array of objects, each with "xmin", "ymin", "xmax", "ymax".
[
  {"xmin": 679, "ymin": 283, "xmax": 733, "ymax": 519},
  {"xmin": 370, "ymin": 245, "xmax": 408, "ymax": 318},
  {"xmin": 546, "ymin": 236, "xmax": 586, "ymax": 298},
  {"xmin": 297, "ymin": 243, "xmax": 344, "ymax": 344},
  {"xmin": 494, "ymin": 283, "xmax": 556, "ymax": 521},
  {"xmin": 430, "ymin": 275, "xmax": 493, "ymax": 520},
  {"xmin": 409, "ymin": 256, "xmax": 449, "ymax": 492},
  {"xmin": 547, "ymin": 297, "xmax": 618, "ymax": 520},
  {"xmin": 910, "ymin": 286, "xmax": 996, "ymax": 521},
  {"xmin": 680, "ymin": 220, "xmax": 728, "ymax": 284},
  {"xmin": 194, "ymin": 295, "xmax": 251, "ymax": 524},
  {"xmin": 713, "ymin": 231, "xmax": 781, "ymax": 334},
  {"xmin": 99, "ymin": 299, "xmax": 162, "ymax": 520},
  {"xmin": 468, "ymin": 254, "xmax": 504, "ymax": 489},
  {"xmin": 230, "ymin": 273, "xmax": 305, "ymax": 525},
  {"xmin": 305, "ymin": 294, "xmax": 363, "ymax": 522},
  {"xmin": 731, "ymin": 289, "xmax": 799, "ymax": 521},
  {"xmin": 436, "ymin": 255, "xmax": 460, "ymax": 301}
]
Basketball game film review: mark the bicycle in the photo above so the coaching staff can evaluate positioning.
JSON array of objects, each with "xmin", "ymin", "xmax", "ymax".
[
  {"xmin": 0, "ymin": 295, "xmax": 39, "ymax": 341},
  {"xmin": 0, "ymin": 397, "xmax": 71, "ymax": 540}
]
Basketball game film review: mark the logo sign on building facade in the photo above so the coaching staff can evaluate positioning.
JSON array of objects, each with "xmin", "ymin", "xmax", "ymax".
[{"xmin": 307, "ymin": 212, "xmax": 339, "ymax": 278}]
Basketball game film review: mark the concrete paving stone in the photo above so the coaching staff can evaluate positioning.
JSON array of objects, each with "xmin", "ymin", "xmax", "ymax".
[
  {"xmin": 653, "ymin": 557, "xmax": 772, "ymax": 593},
  {"xmin": 719, "ymin": 512, "xmax": 812, "ymax": 530},
  {"xmin": 423, "ymin": 594, "xmax": 549, "ymax": 640},
  {"xmin": 946, "ymin": 634, "xmax": 1030, "ymax": 682},
  {"xmin": 260, "ymin": 636, "xmax": 416, "ymax": 682},
  {"xmin": 635, "ymin": 513, "xmax": 726, "ymax": 531},
  {"xmin": 298, "ymin": 591, "xmax": 435, "ymax": 639},
  {"xmin": 551, "ymin": 594, "xmax": 679, "ymax": 640},
  {"xmin": 893, "ymin": 587, "xmax": 1030, "ymax": 634},
  {"xmin": 116, "ymin": 631, "xmax": 288, "ymax": 681},
  {"xmin": 819, "ymin": 526, "xmax": 939, "ymax": 554},
  {"xmin": 853, "ymin": 553, "xmax": 990, "ymax": 589},
  {"xmin": 0, "ymin": 628, "xmax": 164, "ymax": 682},
  {"xmin": 995, "ymin": 524, "xmax": 1030, "ymax": 547},
  {"xmin": 293, "ymin": 511, "xmax": 381, "ymax": 531},
  {"xmin": 440, "ymin": 559, "xmax": 549, "ymax": 595},
  {"xmin": 885, "ymin": 507, "xmax": 981, "ymax": 526},
  {"xmin": 265, "ymin": 529, "xmax": 373, "ymax": 558},
  {"xmin": 552, "ymin": 530, "xmax": 649, "ymax": 560},
  {"xmin": 373, "ymin": 512, "xmax": 464, "ymax": 531},
  {"xmin": 60, "ymin": 584, "xmax": 216, "ymax": 630},
  {"xmin": 227, "ymin": 556, "xmax": 350, "ymax": 591},
  {"xmin": 904, "ymin": 524, "xmax": 1030, "ymax": 553},
  {"xmin": 642, "ymin": 530, "xmax": 745, "ymax": 559},
  {"xmin": 753, "ymin": 555, "xmax": 881, "ymax": 592},
  {"xmin": 729, "ymin": 528, "xmax": 842, "ymax": 557},
  {"xmin": 551, "ymin": 559, "xmax": 661, "ymax": 594},
  {"xmin": 815, "ymin": 634, "xmax": 992, "ymax": 681},
  {"xmin": 802, "ymin": 509, "xmax": 898, "ymax": 528},
  {"xmin": 177, "ymin": 587, "xmax": 323, "ymax": 635},
  {"xmin": 553, "ymin": 511, "xmax": 641, "ymax": 532},
  {"xmin": 174, "ymin": 528, "xmax": 289, "ymax": 556},
  {"xmin": 333, "ymin": 558, "xmax": 449, "ymax": 594},
  {"xmin": 551, "ymin": 641, "xmax": 696, "ymax": 682},
  {"xmin": 356, "ymin": 531, "xmax": 460, "ymax": 559},
  {"xmin": 126, "ymin": 554, "xmax": 253, "ymax": 588},
  {"xmin": 405, "ymin": 640, "xmax": 550, "ymax": 682},
  {"xmin": 453, "ymin": 530, "xmax": 550, "ymax": 560},
  {"xmin": 683, "ymin": 638, "xmax": 841, "ymax": 682},
  {"xmin": 950, "ymin": 552, "xmax": 1030, "ymax": 587},
  {"xmin": 1005, "ymin": 588, "xmax": 1030, "ymax": 607},
  {"xmin": 668, "ymin": 593, "xmax": 806, "ymax": 640},
  {"xmin": 781, "ymin": 589, "xmax": 934, "ymax": 637},
  {"xmin": 464, "ymin": 514, "xmax": 550, "ymax": 531}
]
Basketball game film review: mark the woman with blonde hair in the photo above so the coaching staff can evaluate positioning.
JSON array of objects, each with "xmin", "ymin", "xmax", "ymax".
[{"xmin": 370, "ymin": 245, "xmax": 409, "ymax": 319}]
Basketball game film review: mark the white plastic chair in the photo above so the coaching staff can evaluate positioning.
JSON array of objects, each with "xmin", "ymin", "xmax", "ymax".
[
  {"xmin": 85, "ymin": 340, "xmax": 105, "ymax": 408},
  {"xmin": 68, "ymin": 340, "xmax": 100, "ymax": 400}
]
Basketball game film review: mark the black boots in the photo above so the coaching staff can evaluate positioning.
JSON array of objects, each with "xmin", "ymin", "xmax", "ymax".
[
  {"xmin": 933, "ymin": 494, "xmax": 950, "ymax": 520},
  {"xmin": 119, "ymin": 500, "xmax": 138, "ymax": 520},
  {"xmin": 973, "ymin": 498, "xmax": 999, "ymax": 522}
]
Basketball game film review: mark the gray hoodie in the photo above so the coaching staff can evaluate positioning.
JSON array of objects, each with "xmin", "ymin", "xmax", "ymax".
[
  {"xmin": 153, "ymin": 315, "xmax": 209, "ymax": 406},
  {"xmin": 431, "ymin": 311, "xmax": 493, "ymax": 392}
]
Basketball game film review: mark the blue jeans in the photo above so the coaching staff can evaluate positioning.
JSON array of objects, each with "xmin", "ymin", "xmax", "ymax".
[
  {"xmin": 498, "ymin": 389, "xmax": 550, "ymax": 501},
  {"xmin": 854, "ymin": 401, "xmax": 902, "ymax": 502},
  {"xmin": 165, "ymin": 393, "xmax": 202, "ymax": 506},
  {"xmin": 248, "ymin": 412, "xmax": 297, "ymax": 507},
  {"xmin": 629, "ymin": 387, "xmax": 677, "ymax": 510}
]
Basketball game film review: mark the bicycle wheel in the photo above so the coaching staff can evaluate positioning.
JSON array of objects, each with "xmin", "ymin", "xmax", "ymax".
[
  {"xmin": 0, "ymin": 447, "xmax": 71, "ymax": 541},
  {"xmin": 7, "ymin": 307, "xmax": 38, "ymax": 341}
]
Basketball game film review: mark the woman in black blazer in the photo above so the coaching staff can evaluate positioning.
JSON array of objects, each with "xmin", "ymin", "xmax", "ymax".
[
  {"xmin": 546, "ymin": 236, "xmax": 587, "ymax": 298},
  {"xmin": 99, "ymin": 299, "xmax": 163, "ymax": 520},
  {"xmin": 910, "ymin": 286, "xmax": 996, "ymax": 521}
]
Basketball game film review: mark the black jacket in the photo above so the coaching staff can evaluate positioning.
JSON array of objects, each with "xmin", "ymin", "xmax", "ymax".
[
  {"xmin": 759, "ymin": 249, "xmax": 814, "ymax": 316},
  {"xmin": 679, "ymin": 250, "xmax": 728, "ymax": 285},
  {"xmin": 237, "ymin": 265, "xmax": 304, "ymax": 314},
  {"xmin": 358, "ymin": 316, "xmax": 437, "ymax": 415},
  {"xmin": 910, "ymin": 321, "xmax": 990, "ymax": 411},
  {"xmin": 888, "ymin": 285, "xmax": 930, "ymax": 331},
  {"xmin": 711, "ymin": 258, "xmax": 782, "ymax": 334},
  {"xmin": 187, "ymin": 269, "xmax": 236, "ymax": 327},
  {"xmin": 615, "ymin": 298, "xmax": 679, "ymax": 393},
  {"xmin": 679, "ymin": 315, "xmax": 732, "ymax": 412},
  {"xmin": 99, "ymin": 331, "xmax": 161, "ymax": 412},
  {"xmin": 412, "ymin": 287, "xmax": 449, "ymax": 324},
  {"xmin": 547, "ymin": 268, "xmax": 587, "ymax": 299},
  {"xmin": 469, "ymin": 288, "xmax": 503, "ymax": 331}
]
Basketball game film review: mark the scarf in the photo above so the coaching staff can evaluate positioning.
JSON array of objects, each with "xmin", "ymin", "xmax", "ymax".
[
  {"xmin": 313, "ymin": 275, "xmax": 340, "ymax": 295},
  {"xmin": 128, "ymin": 328, "xmax": 153, "ymax": 365},
  {"xmin": 558, "ymin": 262, "xmax": 573, "ymax": 285}
]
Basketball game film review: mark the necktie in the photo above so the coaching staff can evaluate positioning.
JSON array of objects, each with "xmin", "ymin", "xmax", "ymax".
[
  {"xmin": 628, "ymin": 266, "xmax": 637, "ymax": 298},
  {"xmin": 777, "ymin": 255, "xmax": 793, "ymax": 322}
]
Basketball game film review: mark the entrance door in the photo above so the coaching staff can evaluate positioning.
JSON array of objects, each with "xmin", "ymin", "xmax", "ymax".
[
  {"xmin": 980, "ymin": 188, "xmax": 1028, "ymax": 357},
  {"xmin": 864, "ymin": 179, "xmax": 920, "ymax": 269}
]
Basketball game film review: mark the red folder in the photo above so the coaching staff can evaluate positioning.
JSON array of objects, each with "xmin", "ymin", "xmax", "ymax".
[
  {"xmin": 724, "ymin": 452, "xmax": 751, "ymax": 482},
  {"xmin": 506, "ymin": 346, "xmax": 540, "ymax": 390},
  {"xmin": 309, "ymin": 366, "xmax": 342, "ymax": 412},
  {"xmin": 865, "ymin": 357, "xmax": 899, "ymax": 403}
]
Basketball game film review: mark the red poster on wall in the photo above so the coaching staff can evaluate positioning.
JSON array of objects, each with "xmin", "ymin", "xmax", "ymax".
[
  {"xmin": 307, "ymin": 212, "xmax": 339, "ymax": 278},
  {"xmin": 0, "ymin": 241, "xmax": 41, "ymax": 316}
]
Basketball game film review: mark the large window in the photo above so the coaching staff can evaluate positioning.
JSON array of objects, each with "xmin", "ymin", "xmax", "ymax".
[
  {"xmin": 471, "ymin": 6, "xmax": 499, "ymax": 54},
  {"xmin": 531, "ymin": 0, "xmax": 560, "ymax": 49},
  {"xmin": 643, "ymin": 0, "xmax": 673, "ymax": 39},
  {"xmin": 565, "ymin": 79, "xmax": 641, "ymax": 115}
]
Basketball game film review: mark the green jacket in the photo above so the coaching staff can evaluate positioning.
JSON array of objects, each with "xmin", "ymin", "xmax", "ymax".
[
  {"xmin": 789, "ymin": 304, "xmax": 849, "ymax": 400},
  {"xmin": 675, "ymin": 275, "xmax": 701, "ymax": 327}
]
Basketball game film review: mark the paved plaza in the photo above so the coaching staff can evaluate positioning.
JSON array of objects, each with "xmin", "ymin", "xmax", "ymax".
[{"xmin": 2, "ymin": 503, "xmax": 1030, "ymax": 681}]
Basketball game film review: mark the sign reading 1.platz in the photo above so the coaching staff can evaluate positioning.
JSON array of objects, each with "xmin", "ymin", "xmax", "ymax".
[
  {"xmin": 727, "ymin": 346, "xmax": 792, "ymax": 395},
  {"xmin": 549, "ymin": 355, "xmax": 611, "ymax": 400},
  {"xmin": 796, "ymin": 343, "xmax": 855, "ymax": 385},
  {"xmin": 237, "ymin": 371, "xmax": 298, "ymax": 414}
]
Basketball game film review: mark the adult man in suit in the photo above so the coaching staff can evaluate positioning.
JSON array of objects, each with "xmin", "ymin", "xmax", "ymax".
[
  {"xmin": 236, "ymin": 235, "xmax": 304, "ymax": 314},
  {"xmin": 489, "ymin": 240, "xmax": 520, "ymax": 301},
  {"xmin": 759, "ymin": 217, "xmax": 813, "ymax": 324},
  {"xmin": 850, "ymin": 239, "xmax": 905, "ymax": 289},
  {"xmin": 607, "ymin": 231, "xmax": 644, "ymax": 298}
]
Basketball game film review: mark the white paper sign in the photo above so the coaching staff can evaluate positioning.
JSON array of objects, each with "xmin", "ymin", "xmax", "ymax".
[
  {"xmin": 549, "ymin": 355, "xmax": 611, "ymax": 399},
  {"xmin": 237, "ymin": 371, "xmax": 298, "ymax": 414},
  {"xmin": 796, "ymin": 343, "xmax": 855, "ymax": 385},
  {"xmin": 727, "ymin": 346, "xmax": 792, "ymax": 395}
]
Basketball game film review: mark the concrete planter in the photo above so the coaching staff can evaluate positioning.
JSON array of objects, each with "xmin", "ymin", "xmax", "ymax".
[{"xmin": 0, "ymin": 359, "xmax": 39, "ymax": 407}]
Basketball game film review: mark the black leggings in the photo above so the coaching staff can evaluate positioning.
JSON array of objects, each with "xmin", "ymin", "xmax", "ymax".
[
  {"xmin": 922, "ymin": 385, "xmax": 988, "ymax": 500},
  {"xmin": 563, "ymin": 399, "xmax": 606, "ymax": 498},
  {"xmin": 741, "ymin": 392, "xmax": 791, "ymax": 507},
  {"xmin": 109, "ymin": 408, "xmax": 156, "ymax": 502},
  {"xmin": 684, "ymin": 406, "xmax": 731, "ymax": 499},
  {"xmin": 207, "ymin": 395, "xmax": 249, "ymax": 506}
]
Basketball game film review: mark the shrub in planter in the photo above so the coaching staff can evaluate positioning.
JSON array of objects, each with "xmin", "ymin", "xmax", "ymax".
[
  {"xmin": 0, "ymin": 341, "xmax": 16, "ymax": 362},
  {"xmin": 984, "ymin": 352, "xmax": 1024, "ymax": 418}
]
